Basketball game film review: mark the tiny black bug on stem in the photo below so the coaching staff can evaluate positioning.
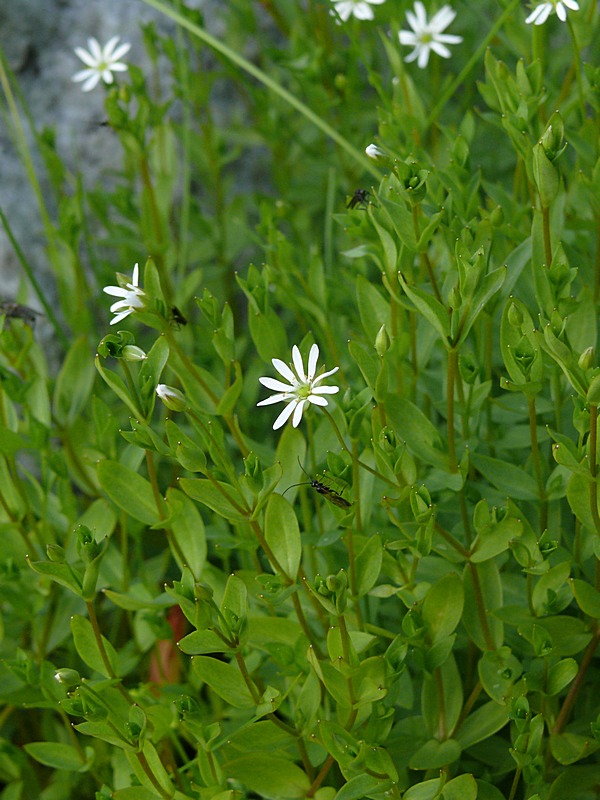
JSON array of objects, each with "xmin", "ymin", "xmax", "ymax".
[
  {"xmin": 283, "ymin": 461, "xmax": 352, "ymax": 508},
  {"xmin": 169, "ymin": 305, "xmax": 188, "ymax": 327},
  {"xmin": 347, "ymin": 188, "xmax": 370, "ymax": 210}
]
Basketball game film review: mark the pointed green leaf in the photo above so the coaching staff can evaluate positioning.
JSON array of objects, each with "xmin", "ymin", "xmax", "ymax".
[
  {"xmin": 265, "ymin": 493, "xmax": 301, "ymax": 579},
  {"xmin": 97, "ymin": 460, "xmax": 161, "ymax": 525}
]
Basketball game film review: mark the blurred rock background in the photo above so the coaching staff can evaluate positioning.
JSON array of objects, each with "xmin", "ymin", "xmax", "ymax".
[{"xmin": 0, "ymin": 0, "xmax": 218, "ymax": 305}]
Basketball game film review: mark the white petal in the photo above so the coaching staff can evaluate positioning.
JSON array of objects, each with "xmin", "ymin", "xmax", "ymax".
[
  {"xmin": 102, "ymin": 36, "xmax": 121, "ymax": 60},
  {"xmin": 431, "ymin": 5, "xmax": 456, "ymax": 32},
  {"xmin": 291, "ymin": 345, "xmax": 306, "ymax": 382},
  {"xmin": 109, "ymin": 299, "xmax": 130, "ymax": 312},
  {"xmin": 436, "ymin": 33, "xmax": 463, "ymax": 44},
  {"xmin": 292, "ymin": 399, "xmax": 308, "ymax": 427},
  {"xmin": 273, "ymin": 401, "xmax": 298, "ymax": 430},
  {"xmin": 413, "ymin": 1, "xmax": 428, "ymax": 27},
  {"xmin": 312, "ymin": 385, "xmax": 340, "ymax": 395},
  {"xmin": 110, "ymin": 42, "xmax": 132, "ymax": 62},
  {"xmin": 88, "ymin": 38, "xmax": 103, "ymax": 62},
  {"xmin": 563, "ymin": 0, "xmax": 579, "ymax": 9},
  {"xmin": 257, "ymin": 393, "xmax": 289, "ymax": 406},
  {"xmin": 417, "ymin": 45, "xmax": 431, "ymax": 68},
  {"xmin": 405, "ymin": 9, "xmax": 420, "ymax": 32},
  {"xmin": 109, "ymin": 63, "xmax": 128, "ymax": 72},
  {"xmin": 307, "ymin": 344, "xmax": 319, "ymax": 381},
  {"xmin": 258, "ymin": 377, "xmax": 295, "ymax": 392},
  {"xmin": 307, "ymin": 395, "xmax": 329, "ymax": 407},
  {"xmin": 367, "ymin": 0, "xmax": 386, "ymax": 5},
  {"xmin": 352, "ymin": 4, "xmax": 375, "ymax": 20},
  {"xmin": 430, "ymin": 41, "xmax": 452, "ymax": 59},
  {"xmin": 103, "ymin": 285, "xmax": 128, "ymax": 297},
  {"xmin": 312, "ymin": 365, "xmax": 339, "ymax": 386},
  {"xmin": 101, "ymin": 69, "xmax": 115, "ymax": 84},
  {"xmin": 72, "ymin": 68, "xmax": 95, "ymax": 83},
  {"xmin": 74, "ymin": 47, "xmax": 98, "ymax": 68},
  {"xmin": 81, "ymin": 72, "xmax": 101, "ymax": 91},
  {"xmin": 399, "ymin": 31, "xmax": 418, "ymax": 45},
  {"xmin": 272, "ymin": 357, "xmax": 298, "ymax": 385},
  {"xmin": 404, "ymin": 47, "xmax": 421, "ymax": 63},
  {"xmin": 110, "ymin": 309, "xmax": 133, "ymax": 325},
  {"xmin": 555, "ymin": 3, "xmax": 567, "ymax": 20}
]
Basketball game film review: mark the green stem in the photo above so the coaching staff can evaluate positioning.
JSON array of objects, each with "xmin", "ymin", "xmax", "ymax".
[
  {"xmin": 567, "ymin": 17, "xmax": 585, "ymax": 120},
  {"xmin": 541, "ymin": 205, "xmax": 553, "ymax": 266},
  {"xmin": 528, "ymin": 396, "xmax": 548, "ymax": 532},
  {"xmin": 552, "ymin": 627, "xmax": 600, "ymax": 734},
  {"xmin": 139, "ymin": 0, "xmax": 380, "ymax": 178},
  {"xmin": 426, "ymin": 0, "xmax": 522, "ymax": 128},
  {"xmin": 466, "ymin": 562, "xmax": 496, "ymax": 651},
  {"xmin": 447, "ymin": 348, "xmax": 458, "ymax": 473},
  {"xmin": 136, "ymin": 749, "xmax": 174, "ymax": 800}
]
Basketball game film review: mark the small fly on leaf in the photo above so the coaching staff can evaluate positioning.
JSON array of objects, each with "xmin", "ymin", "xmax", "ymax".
[
  {"xmin": 284, "ymin": 462, "xmax": 352, "ymax": 508},
  {"xmin": 347, "ymin": 189, "xmax": 370, "ymax": 210},
  {"xmin": 169, "ymin": 305, "xmax": 188, "ymax": 327},
  {"xmin": 0, "ymin": 301, "xmax": 42, "ymax": 328}
]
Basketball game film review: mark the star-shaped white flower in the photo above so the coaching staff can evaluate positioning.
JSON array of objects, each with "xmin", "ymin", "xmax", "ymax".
[
  {"xmin": 72, "ymin": 36, "xmax": 131, "ymax": 92},
  {"xmin": 330, "ymin": 0, "xmax": 386, "ymax": 22},
  {"xmin": 525, "ymin": 0, "xmax": 579, "ymax": 25},
  {"xmin": 257, "ymin": 344, "xmax": 340, "ymax": 430},
  {"xmin": 399, "ymin": 2, "xmax": 462, "ymax": 69},
  {"xmin": 103, "ymin": 264, "xmax": 146, "ymax": 325}
]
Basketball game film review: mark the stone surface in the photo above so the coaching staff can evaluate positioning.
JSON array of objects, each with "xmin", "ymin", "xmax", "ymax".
[{"xmin": 0, "ymin": 0, "xmax": 219, "ymax": 305}]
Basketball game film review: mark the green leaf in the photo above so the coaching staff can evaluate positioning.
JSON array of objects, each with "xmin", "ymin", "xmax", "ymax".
[
  {"xmin": 356, "ymin": 275, "xmax": 390, "ymax": 344},
  {"xmin": 409, "ymin": 739, "xmax": 461, "ymax": 770},
  {"xmin": 470, "ymin": 517, "xmax": 523, "ymax": 563},
  {"xmin": 442, "ymin": 774, "xmax": 478, "ymax": 800},
  {"xmin": 24, "ymin": 742, "xmax": 89, "ymax": 771},
  {"xmin": 335, "ymin": 774, "xmax": 393, "ymax": 800},
  {"xmin": 223, "ymin": 755, "xmax": 310, "ymax": 799},
  {"xmin": 384, "ymin": 395, "xmax": 448, "ymax": 469},
  {"xmin": 26, "ymin": 557, "xmax": 83, "ymax": 596},
  {"xmin": 354, "ymin": 535, "xmax": 383, "ymax": 597},
  {"xmin": 550, "ymin": 732, "xmax": 600, "ymax": 766},
  {"xmin": 178, "ymin": 629, "xmax": 230, "ymax": 655},
  {"xmin": 53, "ymin": 336, "xmax": 96, "ymax": 427},
  {"xmin": 454, "ymin": 701, "xmax": 510, "ymax": 749},
  {"xmin": 403, "ymin": 778, "xmax": 443, "ymax": 800},
  {"xmin": 138, "ymin": 335, "xmax": 170, "ymax": 417},
  {"xmin": 398, "ymin": 274, "xmax": 450, "ymax": 343},
  {"xmin": 348, "ymin": 340, "xmax": 379, "ymax": 394},
  {"xmin": 456, "ymin": 266, "xmax": 505, "ymax": 345},
  {"xmin": 97, "ymin": 460, "xmax": 161, "ymax": 525},
  {"xmin": 179, "ymin": 478, "xmax": 249, "ymax": 522},
  {"xmin": 265, "ymin": 494, "xmax": 301, "ymax": 579},
  {"xmin": 95, "ymin": 356, "xmax": 143, "ymax": 418},
  {"xmin": 113, "ymin": 788, "xmax": 161, "ymax": 800},
  {"xmin": 570, "ymin": 579, "xmax": 600, "ymax": 618},
  {"xmin": 546, "ymin": 658, "xmax": 578, "ymax": 696},
  {"xmin": 165, "ymin": 487, "xmax": 206, "ymax": 580},
  {"xmin": 422, "ymin": 573, "xmax": 464, "ymax": 643},
  {"xmin": 470, "ymin": 453, "xmax": 539, "ymax": 501},
  {"xmin": 71, "ymin": 614, "xmax": 120, "ymax": 678},
  {"xmin": 478, "ymin": 647, "xmax": 522, "ymax": 704},
  {"xmin": 216, "ymin": 361, "xmax": 243, "ymax": 416},
  {"xmin": 192, "ymin": 656, "xmax": 254, "ymax": 708}
]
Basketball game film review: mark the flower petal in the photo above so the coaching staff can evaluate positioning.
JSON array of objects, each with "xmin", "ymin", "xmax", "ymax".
[
  {"xmin": 312, "ymin": 365, "xmax": 339, "ymax": 386},
  {"xmin": 257, "ymin": 393, "xmax": 289, "ymax": 406},
  {"xmin": 272, "ymin": 358, "xmax": 298, "ymax": 385},
  {"xmin": 273, "ymin": 401, "xmax": 298, "ymax": 430},
  {"xmin": 311, "ymin": 385, "xmax": 340, "ymax": 395},
  {"xmin": 307, "ymin": 395, "xmax": 329, "ymax": 407},
  {"xmin": 430, "ymin": 5, "xmax": 457, "ymax": 31},
  {"xmin": 307, "ymin": 343, "xmax": 319, "ymax": 381},
  {"xmin": 291, "ymin": 345, "xmax": 306, "ymax": 382},
  {"xmin": 292, "ymin": 399, "xmax": 308, "ymax": 427},
  {"xmin": 258, "ymin": 377, "xmax": 295, "ymax": 393}
]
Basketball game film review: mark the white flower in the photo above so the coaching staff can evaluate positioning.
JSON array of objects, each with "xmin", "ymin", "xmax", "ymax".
[
  {"xmin": 257, "ymin": 344, "xmax": 340, "ymax": 430},
  {"xmin": 525, "ymin": 0, "xmax": 579, "ymax": 25},
  {"xmin": 72, "ymin": 36, "xmax": 131, "ymax": 92},
  {"xmin": 330, "ymin": 0, "xmax": 386, "ymax": 22},
  {"xmin": 399, "ymin": 2, "xmax": 462, "ymax": 69},
  {"xmin": 103, "ymin": 264, "xmax": 146, "ymax": 325}
]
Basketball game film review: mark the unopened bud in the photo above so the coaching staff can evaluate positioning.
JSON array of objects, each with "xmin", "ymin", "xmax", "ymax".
[
  {"xmin": 156, "ymin": 384, "xmax": 186, "ymax": 411},
  {"xmin": 122, "ymin": 345, "xmax": 147, "ymax": 361},
  {"xmin": 578, "ymin": 347, "xmax": 595, "ymax": 370},
  {"xmin": 375, "ymin": 324, "xmax": 390, "ymax": 357},
  {"xmin": 365, "ymin": 143, "xmax": 386, "ymax": 161}
]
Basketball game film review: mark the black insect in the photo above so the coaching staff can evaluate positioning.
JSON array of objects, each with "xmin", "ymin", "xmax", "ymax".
[
  {"xmin": 284, "ymin": 462, "xmax": 352, "ymax": 508},
  {"xmin": 0, "ymin": 301, "xmax": 42, "ymax": 328},
  {"xmin": 347, "ymin": 188, "xmax": 370, "ymax": 210},
  {"xmin": 169, "ymin": 305, "xmax": 188, "ymax": 327}
]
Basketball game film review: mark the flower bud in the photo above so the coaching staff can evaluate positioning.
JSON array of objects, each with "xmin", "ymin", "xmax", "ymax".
[
  {"xmin": 375, "ymin": 324, "xmax": 390, "ymax": 357},
  {"xmin": 54, "ymin": 668, "xmax": 81, "ymax": 690},
  {"xmin": 122, "ymin": 345, "xmax": 147, "ymax": 361},
  {"xmin": 507, "ymin": 302, "xmax": 524, "ymax": 329},
  {"xmin": 47, "ymin": 543, "xmax": 66, "ymax": 563},
  {"xmin": 578, "ymin": 347, "xmax": 595, "ymax": 371},
  {"xmin": 156, "ymin": 384, "xmax": 186, "ymax": 411},
  {"xmin": 587, "ymin": 375, "xmax": 600, "ymax": 405},
  {"xmin": 365, "ymin": 143, "xmax": 386, "ymax": 161}
]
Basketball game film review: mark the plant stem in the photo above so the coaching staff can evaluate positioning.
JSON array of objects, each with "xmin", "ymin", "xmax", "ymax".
[
  {"xmin": 466, "ymin": 563, "xmax": 496, "ymax": 651},
  {"xmin": 542, "ymin": 205, "xmax": 553, "ymax": 266},
  {"xmin": 552, "ymin": 627, "xmax": 600, "ymax": 734},
  {"xmin": 447, "ymin": 348, "xmax": 458, "ymax": 473},
  {"xmin": 528, "ymin": 396, "xmax": 548, "ymax": 532}
]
